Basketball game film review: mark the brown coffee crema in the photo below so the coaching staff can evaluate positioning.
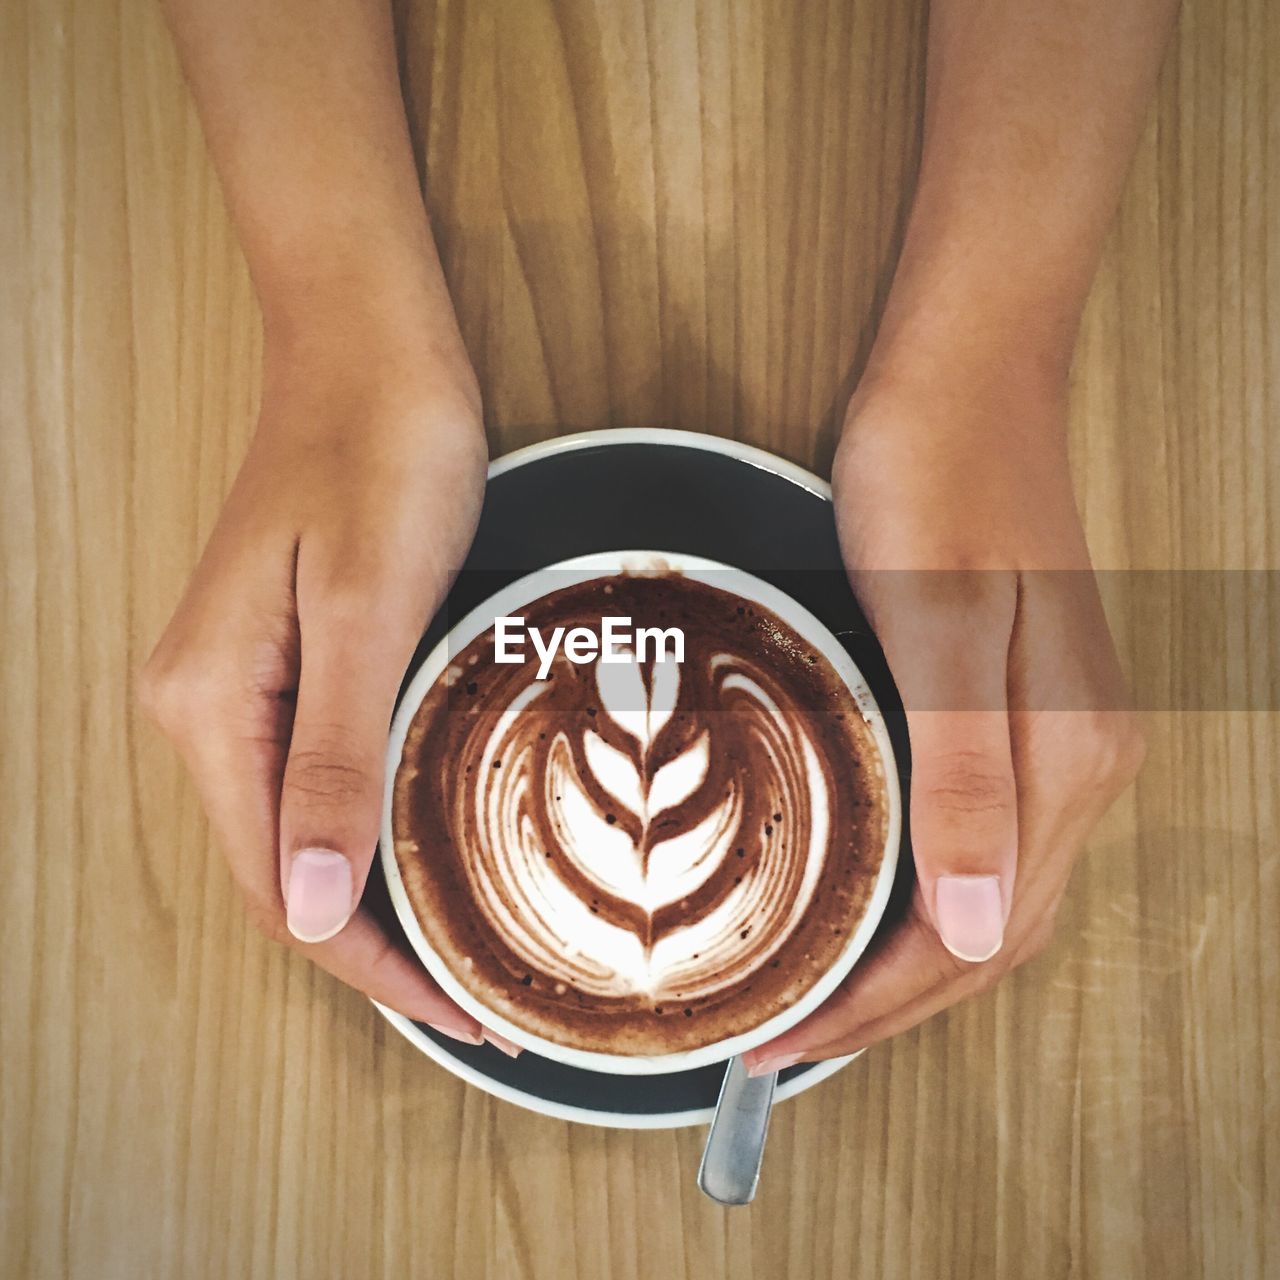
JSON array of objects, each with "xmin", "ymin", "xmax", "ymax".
[{"xmin": 393, "ymin": 573, "xmax": 888, "ymax": 1056}]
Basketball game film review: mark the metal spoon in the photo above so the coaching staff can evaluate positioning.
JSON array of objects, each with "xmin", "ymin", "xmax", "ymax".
[{"xmin": 697, "ymin": 1056, "xmax": 777, "ymax": 1205}]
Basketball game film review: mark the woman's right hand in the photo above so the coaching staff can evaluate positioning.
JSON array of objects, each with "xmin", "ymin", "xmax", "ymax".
[{"xmin": 139, "ymin": 320, "xmax": 512, "ymax": 1049}]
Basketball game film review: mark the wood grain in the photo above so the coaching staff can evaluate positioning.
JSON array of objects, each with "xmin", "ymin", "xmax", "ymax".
[{"xmin": 2, "ymin": 0, "xmax": 1276, "ymax": 1277}]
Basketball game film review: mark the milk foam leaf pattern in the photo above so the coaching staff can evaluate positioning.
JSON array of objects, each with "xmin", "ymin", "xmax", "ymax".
[
  {"xmin": 457, "ymin": 643, "xmax": 835, "ymax": 1002},
  {"xmin": 554, "ymin": 656, "xmax": 726, "ymax": 915},
  {"xmin": 536, "ymin": 647, "xmax": 826, "ymax": 1000}
]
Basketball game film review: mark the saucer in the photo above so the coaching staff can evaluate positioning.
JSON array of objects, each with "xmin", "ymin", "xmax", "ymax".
[
  {"xmin": 374, "ymin": 1003, "xmax": 859, "ymax": 1128},
  {"xmin": 372, "ymin": 428, "xmax": 912, "ymax": 1129}
]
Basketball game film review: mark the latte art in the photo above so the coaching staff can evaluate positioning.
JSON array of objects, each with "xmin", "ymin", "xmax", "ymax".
[
  {"xmin": 464, "ymin": 648, "xmax": 829, "ymax": 1006},
  {"xmin": 393, "ymin": 573, "xmax": 888, "ymax": 1056}
]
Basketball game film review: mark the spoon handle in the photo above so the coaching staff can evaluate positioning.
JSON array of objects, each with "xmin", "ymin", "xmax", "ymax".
[{"xmin": 697, "ymin": 1056, "xmax": 777, "ymax": 1205}]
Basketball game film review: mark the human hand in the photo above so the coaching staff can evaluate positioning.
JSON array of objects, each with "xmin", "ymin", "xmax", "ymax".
[
  {"xmin": 744, "ymin": 369, "xmax": 1145, "ymax": 1074},
  {"xmin": 139, "ymin": 323, "xmax": 514, "ymax": 1050}
]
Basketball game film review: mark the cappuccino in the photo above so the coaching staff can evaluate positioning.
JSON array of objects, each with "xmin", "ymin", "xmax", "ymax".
[{"xmin": 392, "ymin": 571, "xmax": 888, "ymax": 1058}]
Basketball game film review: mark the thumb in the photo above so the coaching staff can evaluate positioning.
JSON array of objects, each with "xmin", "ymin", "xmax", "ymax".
[
  {"xmin": 862, "ymin": 571, "xmax": 1020, "ymax": 963},
  {"xmin": 279, "ymin": 594, "xmax": 418, "ymax": 945}
]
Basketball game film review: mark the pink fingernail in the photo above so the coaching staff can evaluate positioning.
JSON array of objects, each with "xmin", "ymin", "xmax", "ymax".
[
  {"xmin": 286, "ymin": 848, "xmax": 354, "ymax": 943},
  {"xmin": 745, "ymin": 1051, "xmax": 805, "ymax": 1078},
  {"xmin": 427, "ymin": 1020, "xmax": 485, "ymax": 1046},
  {"xmin": 935, "ymin": 874, "xmax": 1005, "ymax": 962},
  {"xmin": 483, "ymin": 1029, "xmax": 522, "ymax": 1058}
]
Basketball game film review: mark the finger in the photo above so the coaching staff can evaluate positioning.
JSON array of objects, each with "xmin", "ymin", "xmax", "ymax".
[
  {"xmin": 178, "ymin": 701, "xmax": 483, "ymax": 1037},
  {"xmin": 275, "ymin": 556, "xmax": 521, "ymax": 1048},
  {"xmin": 799, "ymin": 927, "xmax": 1001, "ymax": 1061},
  {"xmin": 755, "ymin": 874, "xmax": 1072, "ymax": 1071},
  {"xmin": 862, "ymin": 571, "xmax": 1020, "ymax": 962},
  {"xmin": 171, "ymin": 696, "xmax": 485, "ymax": 1042},
  {"xmin": 293, "ymin": 907, "xmax": 487, "ymax": 1037},
  {"xmin": 909, "ymin": 708, "xmax": 1017, "ymax": 960},
  {"xmin": 743, "ymin": 899, "xmax": 963, "ymax": 1072},
  {"xmin": 794, "ymin": 719, "xmax": 1136, "ymax": 1060},
  {"xmin": 277, "ymin": 548, "xmax": 429, "ymax": 945},
  {"xmin": 745, "ymin": 798, "xmax": 1089, "ymax": 1074}
]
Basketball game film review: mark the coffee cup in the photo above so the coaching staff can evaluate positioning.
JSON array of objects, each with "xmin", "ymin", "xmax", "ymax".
[{"xmin": 381, "ymin": 550, "xmax": 901, "ymax": 1074}]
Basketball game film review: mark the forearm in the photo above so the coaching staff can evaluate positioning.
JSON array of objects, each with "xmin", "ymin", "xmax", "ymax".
[
  {"xmin": 163, "ymin": 0, "xmax": 463, "ymax": 365},
  {"xmin": 867, "ymin": 0, "xmax": 1179, "ymax": 399}
]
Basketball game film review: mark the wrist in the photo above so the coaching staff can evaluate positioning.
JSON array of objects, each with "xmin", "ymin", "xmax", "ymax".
[
  {"xmin": 247, "ymin": 202, "xmax": 464, "ymax": 357},
  {"xmin": 261, "ymin": 271, "xmax": 481, "ymax": 413},
  {"xmin": 869, "ymin": 290, "xmax": 1074, "ymax": 397},
  {"xmin": 841, "ymin": 329, "xmax": 1071, "ymax": 467},
  {"xmin": 847, "ymin": 285, "xmax": 1075, "ymax": 451},
  {"xmin": 258, "ymin": 298, "xmax": 485, "ymax": 450}
]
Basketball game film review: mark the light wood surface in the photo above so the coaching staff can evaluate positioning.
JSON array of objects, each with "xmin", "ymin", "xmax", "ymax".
[{"xmin": 3, "ymin": 1, "xmax": 1277, "ymax": 1277}]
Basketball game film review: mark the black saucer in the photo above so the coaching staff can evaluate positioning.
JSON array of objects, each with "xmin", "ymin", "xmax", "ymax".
[{"xmin": 370, "ymin": 430, "xmax": 912, "ymax": 1127}]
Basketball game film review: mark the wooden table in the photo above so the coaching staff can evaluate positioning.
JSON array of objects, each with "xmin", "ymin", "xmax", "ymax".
[{"xmin": 3, "ymin": 2, "xmax": 1276, "ymax": 1276}]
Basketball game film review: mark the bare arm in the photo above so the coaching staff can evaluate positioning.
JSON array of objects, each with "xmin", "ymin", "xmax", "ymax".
[
  {"xmin": 162, "ymin": 0, "xmax": 464, "ymax": 358},
  {"xmin": 749, "ymin": 0, "xmax": 1176, "ymax": 1073},
  {"xmin": 145, "ymin": 0, "xmax": 506, "ymax": 1048},
  {"xmin": 872, "ymin": 0, "xmax": 1179, "ymax": 395}
]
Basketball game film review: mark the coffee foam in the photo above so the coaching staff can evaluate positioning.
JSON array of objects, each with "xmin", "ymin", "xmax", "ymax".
[{"xmin": 393, "ymin": 573, "xmax": 888, "ymax": 1056}]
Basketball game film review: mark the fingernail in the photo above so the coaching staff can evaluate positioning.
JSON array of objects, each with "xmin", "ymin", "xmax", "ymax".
[
  {"xmin": 745, "ymin": 1051, "xmax": 805, "ymax": 1078},
  {"xmin": 935, "ymin": 874, "xmax": 1005, "ymax": 962},
  {"xmin": 286, "ymin": 848, "xmax": 354, "ymax": 943},
  {"xmin": 427, "ymin": 1020, "xmax": 485, "ymax": 1046},
  {"xmin": 483, "ymin": 1029, "xmax": 522, "ymax": 1058}
]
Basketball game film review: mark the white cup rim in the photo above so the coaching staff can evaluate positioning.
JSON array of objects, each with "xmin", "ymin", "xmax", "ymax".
[{"xmin": 381, "ymin": 549, "xmax": 902, "ymax": 1074}]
